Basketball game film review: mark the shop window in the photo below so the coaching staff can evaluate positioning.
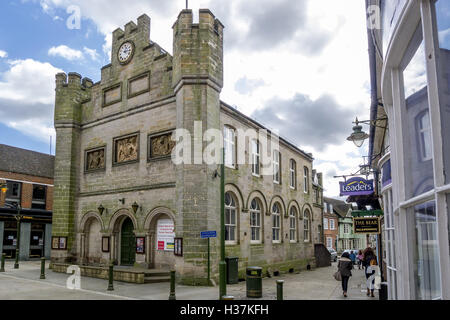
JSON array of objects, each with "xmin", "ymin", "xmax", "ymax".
[
  {"xmin": 402, "ymin": 25, "xmax": 434, "ymax": 199},
  {"xmin": 436, "ymin": 0, "xmax": 450, "ymax": 51},
  {"xmin": 412, "ymin": 201, "xmax": 441, "ymax": 300},
  {"xmin": 32, "ymin": 185, "xmax": 46, "ymax": 210}
]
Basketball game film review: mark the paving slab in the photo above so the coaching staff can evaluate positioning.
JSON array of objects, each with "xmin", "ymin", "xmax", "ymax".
[{"xmin": 0, "ymin": 261, "xmax": 378, "ymax": 300}]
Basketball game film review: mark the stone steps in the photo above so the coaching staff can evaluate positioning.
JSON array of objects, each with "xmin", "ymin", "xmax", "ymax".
[{"xmin": 144, "ymin": 271, "xmax": 170, "ymax": 283}]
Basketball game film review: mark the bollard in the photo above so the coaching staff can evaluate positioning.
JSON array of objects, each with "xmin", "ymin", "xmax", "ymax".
[
  {"xmin": 0, "ymin": 253, "xmax": 5, "ymax": 272},
  {"xmin": 14, "ymin": 249, "xmax": 19, "ymax": 269},
  {"xmin": 40, "ymin": 257, "xmax": 46, "ymax": 279},
  {"xmin": 276, "ymin": 280, "xmax": 284, "ymax": 300},
  {"xmin": 107, "ymin": 262, "xmax": 114, "ymax": 291},
  {"xmin": 222, "ymin": 295, "xmax": 234, "ymax": 300},
  {"xmin": 169, "ymin": 270, "xmax": 176, "ymax": 300}
]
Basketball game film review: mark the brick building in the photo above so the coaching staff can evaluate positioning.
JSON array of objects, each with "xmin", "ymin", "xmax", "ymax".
[
  {"xmin": 0, "ymin": 144, "xmax": 54, "ymax": 260},
  {"xmin": 323, "ymin": 197, "xmax": 341, "ymax": 250},
  {"xmin": 51, "ymin": 9, "xmax": 324, "ymax": 285}
]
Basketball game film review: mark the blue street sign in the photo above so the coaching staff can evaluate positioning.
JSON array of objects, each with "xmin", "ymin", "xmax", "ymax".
[{"xmin": 200, "ymin": 231, "xmax": 217, "ymax": 239}]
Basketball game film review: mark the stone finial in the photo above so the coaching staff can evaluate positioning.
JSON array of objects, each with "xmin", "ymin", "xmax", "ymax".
[
  {"xmin": 68, "ymin": 72, "xmax": 82, "ymax": 88},
  {"xmin": 55, "ymin": 72, "xmax": 67, "ymax": 87},
  {"xmin": 125, "ymin": 21, "xmax": 137, "ymax": 35},
  {"xmin": 82, "ymin": 77, "xmax": 94, "ymax": 88}
]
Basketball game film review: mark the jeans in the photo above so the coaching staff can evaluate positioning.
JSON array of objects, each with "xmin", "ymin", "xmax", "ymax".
[{"xmin": 341, "ymin": 276, "xmax": 350, "ymax": 292}]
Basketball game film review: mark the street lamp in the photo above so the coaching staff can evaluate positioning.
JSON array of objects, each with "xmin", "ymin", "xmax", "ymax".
[
  {"xmin": 347, "ymin": 118, "xmax": 369, "ymax": 148},
  {"xmin": 0, "ymin": 180, "xmax": 7, "ymax": 194}
]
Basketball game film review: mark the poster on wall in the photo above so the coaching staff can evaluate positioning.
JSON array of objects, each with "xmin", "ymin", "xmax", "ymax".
[
  {"xmin": 136, "ymin": 237, "xmax": 145, "ymax": 254},
  {"xmin": 156, "ymin": 219, "xmax": 175, "ymax": 251}
]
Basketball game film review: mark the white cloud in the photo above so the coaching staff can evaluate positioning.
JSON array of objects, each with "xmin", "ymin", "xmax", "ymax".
[
  {"xmin": 32, "ymin": 0, "xmax": 371, "ymax": 197},
  {"xmin": 83, "ymin": 47, "xmax": 100, "ymax": 61},
  {"xmin": 48, "ymin": 45, "xmax": 83, "ymax": 60},
  {"xmin": 48, "ymin": 44, "xmax": 101, "ymax": 62},
  {"xmin": 0, "ymin": 50, "xmax": 7, "ymax": 58},
  {"xmin": 0, "ymin": 59, "xmax": 62, "ymax": 143}
]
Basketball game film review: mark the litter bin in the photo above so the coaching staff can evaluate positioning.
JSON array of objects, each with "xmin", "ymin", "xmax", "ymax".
[
  {"xmin": 225, "ymin": 257, "xmax": 239, "ymax": 284},
  {"xmin": 246, "ymin": 266, "xmax": 262, "ymax": 298},
  {"xmin": 379, "ymin": 282, "xmax": 388, "ymax": 300}
]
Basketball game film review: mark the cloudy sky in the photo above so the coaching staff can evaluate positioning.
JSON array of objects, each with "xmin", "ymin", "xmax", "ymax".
[{"xmin": 0, "ymin": 0, "xmax": 378, "ymax": 198}]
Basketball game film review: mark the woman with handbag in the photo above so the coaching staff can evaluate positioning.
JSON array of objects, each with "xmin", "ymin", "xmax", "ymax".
[{"xmin": 337, "ymin": 252, "xmax": 353, "ymax": 297}]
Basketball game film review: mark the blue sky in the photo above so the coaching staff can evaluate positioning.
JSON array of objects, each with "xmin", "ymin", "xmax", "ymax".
[
  {"xmin": 6, "ymin": 0, "xmax": 442, "ymax": 197},
  {"xmin": 0, "ymin": 0, "xmax": 109, "ymax": 154}
]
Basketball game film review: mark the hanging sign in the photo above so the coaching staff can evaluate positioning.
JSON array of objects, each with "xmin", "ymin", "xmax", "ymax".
[
  {"xmin": 156, "ymin": 219, "xmax": 175, "ymax": 251},
  {"xmin": 339, "ymin": 177, "xmax": 374, "ymax": 196},
  {"xmin": 353, "ymin": 217, "xmax": 380, "ymax": 234}
]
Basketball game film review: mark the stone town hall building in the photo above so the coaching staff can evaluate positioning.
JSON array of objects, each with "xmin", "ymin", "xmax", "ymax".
[{"xmin": 51, "ymin": 9, "xmax": 324, "ymax": 285}]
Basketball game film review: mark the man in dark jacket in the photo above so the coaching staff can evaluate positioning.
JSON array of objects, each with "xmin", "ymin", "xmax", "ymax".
[{"xmin": 338, "ymin": 252, "xmax": 354, "ymax": 297}]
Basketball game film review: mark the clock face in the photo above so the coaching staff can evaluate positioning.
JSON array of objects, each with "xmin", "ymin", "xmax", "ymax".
[{"xmin": 118, "ymin": 42, "xmax": 134, "ymax": 64}]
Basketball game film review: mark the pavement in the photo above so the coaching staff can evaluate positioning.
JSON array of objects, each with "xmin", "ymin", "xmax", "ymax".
[{"xmin": 0, "ymin": 260, "xmax": 378, "ymax": 300}]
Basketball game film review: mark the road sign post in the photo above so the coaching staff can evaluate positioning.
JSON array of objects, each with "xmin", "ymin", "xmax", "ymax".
[{"xmin": 200, "ymin": 230, "xmax": 217, "ymax": 286}]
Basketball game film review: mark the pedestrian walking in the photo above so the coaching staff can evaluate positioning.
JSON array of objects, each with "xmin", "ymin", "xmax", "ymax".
[
  {"xmin": 357, "ymin": 250, "xmax": 364, "ymax": 270},
  {"xmin": 337, "ymin": 252, "xmax": 353, "ymax": 298},
  {"xmin": 362, "ymin": 247, "xmax": 375, "ymax": 269},
  {"xmin": 349, "ymin": 250, "xmax": 356, "ymax": 265},
  {"xmin": 365, "ymin": 258, "xmax": 379, "ymax": 297}
]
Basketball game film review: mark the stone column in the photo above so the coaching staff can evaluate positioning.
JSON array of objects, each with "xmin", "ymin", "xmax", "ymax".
[
  {"xmin": 0, "ymin": 221, "xmax": 4, "ymax": 255},
  {"xmin": 44, "ymin": 223, "xmax": 52, "ymax": 259},
  {"xmin": 79, "ymin": 233, "xmax": 86, "ymax": 264},
  {"xmin": 19, "ymin": 222, "xmax": 31, "ymax": 260}
]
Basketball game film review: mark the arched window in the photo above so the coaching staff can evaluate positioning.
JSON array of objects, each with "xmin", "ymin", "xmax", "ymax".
[
  {"xmin": 303, "ymin": 209, "xmax": 311, "ymax": 242},
  {"xmin": 225, "ymin": 192, "xmax": 237, "ymax": 243},
  {"xmin": 250, "ymin": 198, "xmax": 262, "ymax": 243},
  {"xmin": 272, "ymin": 203, "xmax": 281, "ymax": 242},
  {"xmin": 273, "ymin": 151, "xmax": 281, "ymax": 184},
  {"xmin": 304, "ymin": 167, "xmax": 309, "ymax": 193},
  {"xmin": 252, "ymin": 140, "xmax": 260, "ymax": 176},
  {"xmin": 223, "ymin": 126, "xmax": 236, "ymax": 168},
  {"xmin": 289, "ymin": 206, "xmax": 297, "ymax": 242},
  {"xmin": 289, "ymin": 159, "xmax": 296, "ymax": 189}
]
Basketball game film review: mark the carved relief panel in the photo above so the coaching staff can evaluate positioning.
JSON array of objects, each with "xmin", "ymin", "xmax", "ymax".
[
  {"xmin": 85, "ymin": 146, "xmax": 106, "ymax": 172},
  {"xmin": 148, "ymin": 130, "xmax": 175, "ymax": 160},
  {"xmin": 113, "ymin": 133, "xmax": 139, "ymax": 165}
]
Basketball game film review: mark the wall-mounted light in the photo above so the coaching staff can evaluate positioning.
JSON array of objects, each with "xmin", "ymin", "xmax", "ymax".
[
  {"xmin": 119, "ymin": 198, "xmax": 125, "ymax": 205},
  {"xmin": 132, "ymin": 201, "xmax": 139, "ymax": 214},
  {"xmin": 98, "ymin": 204, "xmax": 105, "ymax": 216}
]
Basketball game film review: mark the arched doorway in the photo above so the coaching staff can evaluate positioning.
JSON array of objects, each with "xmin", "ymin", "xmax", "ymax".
[
  {"xmin": 120, "ymin": 217, "xmax": 135, "ymax": 265},
  {"xmin": 86, "ymin": 217, "xmax": 102, "ymax": 264}
]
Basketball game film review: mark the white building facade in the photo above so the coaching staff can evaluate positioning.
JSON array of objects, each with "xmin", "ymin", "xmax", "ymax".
[{"xmin": 368, "ymin": 0, "xmax": 450, "ymax": 300}]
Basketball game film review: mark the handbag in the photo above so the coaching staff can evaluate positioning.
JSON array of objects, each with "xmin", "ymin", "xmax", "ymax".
[{"xmin": 333, "ymin": 270, "xmax": 342, "ymax": 281}]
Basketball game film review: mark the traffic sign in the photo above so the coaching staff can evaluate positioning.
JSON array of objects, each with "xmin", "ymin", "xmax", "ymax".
[{"xmin": 200, "ymin": 231, "xmax": 217, "ymax": 239}]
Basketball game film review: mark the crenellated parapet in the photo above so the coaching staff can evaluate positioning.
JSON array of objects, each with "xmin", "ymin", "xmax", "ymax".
[
  {"xmin": 54, "ymin": 72, "xmax": 92, "ymax": 125},
  {"xmin": 172, "ymin": 9, "xmax": 224, "ymax": 92}
]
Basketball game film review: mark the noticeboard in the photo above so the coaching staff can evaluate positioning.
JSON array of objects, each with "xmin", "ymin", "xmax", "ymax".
[{"xmin": 353, "ymin": 217, "xmax": 380, "ymax": 234}]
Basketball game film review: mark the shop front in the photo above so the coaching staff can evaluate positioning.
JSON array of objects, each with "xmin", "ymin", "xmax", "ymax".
[{"xmin": 0, "ymin": 208, "xmax": 52, "ymax": 260}]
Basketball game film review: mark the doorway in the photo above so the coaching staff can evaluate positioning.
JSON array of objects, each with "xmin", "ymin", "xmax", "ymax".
[{"xmin": 120, "ymin": 217, "xmax": 135, "ymax": 265}]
